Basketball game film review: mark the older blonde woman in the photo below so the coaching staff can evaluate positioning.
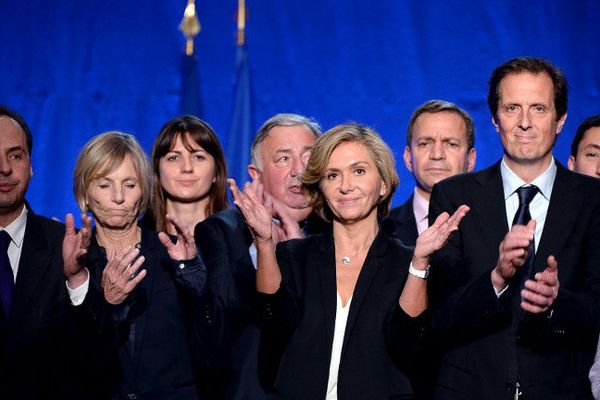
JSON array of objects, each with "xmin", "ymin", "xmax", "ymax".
[
  {"xmin": 230, "ymin": 123, "xmax": 469, "ymax": 399},
  {"xmin": 69, "ymin": 131, "xmax": 211, "ymax": 399}
]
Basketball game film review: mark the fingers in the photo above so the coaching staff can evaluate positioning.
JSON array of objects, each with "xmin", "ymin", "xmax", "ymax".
[
  {"xmin": 501, "ymin": 225, "xmax": 534, "ymax": 251},
  {"xmin": 65, "ymin": 213, "xmax": 76, "ymax": 236},
  {"xmin": 80, "ymin": 214, "xmax": 92, "ymax": 250},
  {"xmin": 520, "ymin": 261, "xmax": 559, "ymax": 313},
  {"xmin": 250, "ymin": 176, "xmax": 264, "ymax": 202},
  {"xmin": 158, "ymin": 231, "xmax": 174, "ymax": 251},
  {"xmin": 546, "ymin": 255, "xmax": 558, "ymax": 272},
  {"xmin": 106, "ymin": 246, "xmax": 142, "ymax": 275},
  {"xmin": 229, "ymin": 178, "xmax": 258, "ymax": 212},
  {"xmin": 165, "ymin": 213, "xmax": 193, "ymax": 241},
  {"xmin": 228, "ymin": 178, "xmax": 244, "ymax": 205},
  {"xmin": 101, "ymin": 246, "xmax": 146, "ymax": 304},
  {"xmin": 448, "ymin": 205, "xmax": 470, "ymax": 228},
  {"xmin": 125, "ymin": 255, "xmax": 146, "ymax": 285}
]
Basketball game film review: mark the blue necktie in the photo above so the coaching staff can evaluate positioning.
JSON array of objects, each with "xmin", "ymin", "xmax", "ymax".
[
  {"xmin": 512, "ymin": 186, "xmax": 539, "ymax": 286},
  {"xmin": 0, "ymin": 230, "xmax": 14, "ymax": 317}
]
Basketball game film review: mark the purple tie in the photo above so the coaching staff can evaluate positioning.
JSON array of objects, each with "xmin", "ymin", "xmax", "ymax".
[
  {"xmin": 0, "ymin": 230, "xmax": 14, "ymax": 317},
  {"xmin": 512, "ymin": 186, "xmax": 539, "ymax": 286}
]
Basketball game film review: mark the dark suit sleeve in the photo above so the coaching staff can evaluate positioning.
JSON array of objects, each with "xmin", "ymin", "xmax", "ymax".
[
  {"xmin": 428, "ymin": 182, "xmax": 513, "ymax": 346},
  {"xmin": 525, "ymin": 197, "xmax": 600, "ymax": 343},
  {"xmin": 255, "ymin": 241, "xmax": 301, "ymax": 338},
  {"xmin": 385, "ymin": 304, "xmax": 428, "ymax": 363},
  {"xmin": 195, "ymin": 217, "xmax": 251, "ymax": 366},
  {"xmin": 168, "ymin": 253, "xmax": 223, "ymax": 368}
]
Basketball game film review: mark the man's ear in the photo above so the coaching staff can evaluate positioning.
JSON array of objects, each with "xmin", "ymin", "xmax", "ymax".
[
  {"xmin": 492, "ymin": 115, "xmax": 500, "ymax": 133},
  {"xmin": 403, "ymin": 146, "xmax": 413, "ymax": 173},
  {"xmin": 556, "ymin": 113, "xmax": 568, "ymax": 134},
  {"xmin": 467, "ymin": 148, "xmax": 476, "ymax": 172},
  {"xmin": 567, "ymin": 155, "xmax": 575, "ymax": 171},
  {"xmin": 248, "ymin": 164, "xmax": 261, "ymax": 181}
]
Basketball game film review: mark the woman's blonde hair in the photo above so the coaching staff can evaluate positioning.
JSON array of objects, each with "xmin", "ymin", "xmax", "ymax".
[
  {"xmin": 73, "ymin": 131, "xmax": 152, "ymax": 215},
  {"xmin": 302, "ymin": 123, "xmax": 398, "ymax": 221}
]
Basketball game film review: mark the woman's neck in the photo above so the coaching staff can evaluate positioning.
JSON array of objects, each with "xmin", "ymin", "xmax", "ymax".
[
  {"xmin": 333, "ymin": 215, "xmax": 379, "ymax": 252},
  {"xmin": 96, "ymin": 224, "xmax": 141, "ymax": 254},
  {"xmin": 165, "ymin": 198, "xmax": 209, "ymax": 235}
]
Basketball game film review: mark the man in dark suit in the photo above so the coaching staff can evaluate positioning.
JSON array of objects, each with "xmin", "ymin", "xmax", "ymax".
[
  {"xmin": 428, "ymin": 57, "xmax": 600, "ymax": 399},
  {"xmin": 385, "ymin": 100, "xmax": 476, "ymax": 247},
  {"xmin": 0, "ymin": 106, "xmax": 91, "ymax": 399},
  {"xmin": 195, "ymin": 113, "xmax": 327, "ymax": 399}
]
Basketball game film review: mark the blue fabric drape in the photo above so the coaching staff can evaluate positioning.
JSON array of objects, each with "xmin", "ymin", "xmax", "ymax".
[{"xmin": 1, "ymin": 0, "xmax": 599, "ymax": 220}]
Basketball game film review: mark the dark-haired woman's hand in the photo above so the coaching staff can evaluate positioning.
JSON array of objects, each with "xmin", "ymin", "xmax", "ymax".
[{"xmin": 159, "ymin": 213, "xmax": 197, "ymax": 260}]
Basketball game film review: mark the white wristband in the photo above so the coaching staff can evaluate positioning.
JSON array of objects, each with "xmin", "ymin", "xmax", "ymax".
[{"xmin": 408, "ymin": 262, "xmax": 430, "ymax": 279}]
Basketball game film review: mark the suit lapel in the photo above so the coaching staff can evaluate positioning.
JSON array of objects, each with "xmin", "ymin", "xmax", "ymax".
[
  {"xmin": 471, "ymin": 163, "xmax": 509, "ymax": 269},
  {"xmin": 397, "ymin": 196, "xmax": 418, "ymax": 247},
  {"xmin": 316, "ymin": 230, "xmax": 336, "ymax": 343},
  {"xmin": 10, "ymin": 212, "xmax": 55, "ymax": 332},
  {"xmin": 340, "ymin": 231, "xmax": 388, "ymax": 359},
  {"xmin": 534, "ymin": 164, "xmax": 581, "ymax": 273}
]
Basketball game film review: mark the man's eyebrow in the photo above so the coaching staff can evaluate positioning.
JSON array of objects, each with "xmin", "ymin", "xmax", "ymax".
[{"xmin": 583, "ymin": 143, "xmax": 600, "ymax": 151}]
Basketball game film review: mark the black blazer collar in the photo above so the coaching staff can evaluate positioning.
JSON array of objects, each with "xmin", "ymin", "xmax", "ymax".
[{"xmin": 314, "ymin": 226, "xmax": 391, "ymax": 359}]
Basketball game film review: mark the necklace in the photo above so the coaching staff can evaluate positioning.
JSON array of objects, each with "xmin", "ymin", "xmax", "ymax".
[{"xmin": 337, "ymin": 236, "xmax": 376, "ymax": 265}]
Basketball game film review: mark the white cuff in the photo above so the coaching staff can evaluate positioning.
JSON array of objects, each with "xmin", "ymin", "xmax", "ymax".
[
  {"xmin": 494, "ymin": 284, "xmax": 509, "ymax": 298},
  {"xmin": 66, "ymin": 268, "xmax": 90, "ymax": 306}
]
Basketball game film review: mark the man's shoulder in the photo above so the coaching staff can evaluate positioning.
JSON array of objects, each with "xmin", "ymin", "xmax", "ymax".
[
  {"xmin": 559, "ymin": 163, "xmax": 600, "ymax": 190},
  {"xmin": 198, "ymin": 208, "xmax": 244, "ymax": 231},
  {"xmin": 389, "ymin": 196, "xmax": 413, "ymax": 219},
  {"xmin": 195, "ymin": 208, "xmax": 250, "ymax": 247},
  {"xmin": 432, "ymin": 164, "xmax": 500, "ymax": 200},
  {"xmin": 26, "ymin": 211, "xmax": 65, "ymax": 237}
]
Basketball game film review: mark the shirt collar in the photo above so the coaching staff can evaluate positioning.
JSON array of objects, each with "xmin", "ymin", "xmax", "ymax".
[
  {"xmin": 501, "ymin": 156, "xmax": 556, "ymax": 201},
  {"xmin": 412, "ymin": 188, "xmax": 429, "ymax": 223},
  {"xmin": 1, "ymin": 206, "xmax": 28, "ymax": 248}
]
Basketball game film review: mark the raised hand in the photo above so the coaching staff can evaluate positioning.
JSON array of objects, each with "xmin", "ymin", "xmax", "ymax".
[
  {"xmin": 63, "ymin": 213, "xmax": 93, "ymax": 288},
  {"xmin": 229, "ymin": 178, "xmax": 273, "ymax": 242},
  {"xmin": 491, "ymin": 219, "xmax": 536, "ymax": 291},
  {"xmin": 270, "ymin": 194, "xmax": 303, "ymax": 242},
  {"xmin": 101, "ymin": 246, "xmax": 146, "ymax": 305},
  {"xmin": 413, "ymin": 205, "xmax": 470, "ymax": 268},
  {"xmin": 521, "ymin": 255, "xmax": 559, "ymax": 313},
  {"xmin": 158, "ymin": 213, "xmax": 197, "ymax": 260}
]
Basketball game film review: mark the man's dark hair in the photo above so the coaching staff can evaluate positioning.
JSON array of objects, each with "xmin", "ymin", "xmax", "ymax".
[
  {"xmin": 0, "ymin": 105, "xmax": 33, "ymax": 154},
  {"xmin": 487, "ymin": 57, "xmax": 568, "ymax": 121},
  {"xmin": 571, "ymin": 114, "xmax": 600, "ymax": 157}
]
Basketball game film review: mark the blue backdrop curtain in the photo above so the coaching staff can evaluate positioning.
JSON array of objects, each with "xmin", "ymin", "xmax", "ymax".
[{"xmin": 1, "ymin": 0, "xmax": 599, "ymax": 221}]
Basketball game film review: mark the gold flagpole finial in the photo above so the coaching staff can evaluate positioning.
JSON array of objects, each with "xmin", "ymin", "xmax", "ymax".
[
  {"xmin": 179, "ymin": 0, "xmax": 201, "ymax": 56},
  {"xmin": 236, "ymin": 0, "xmax": 246, "ymax": 46}
]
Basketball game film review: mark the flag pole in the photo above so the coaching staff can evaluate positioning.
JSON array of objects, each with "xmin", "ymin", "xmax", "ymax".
[
  {"xmin": 237, "ymin": 0, "xmax": 246, "ymax": 46},
  {"xmin": 179, "ymin": 0, "xmax": 201, "ymax": 55}
]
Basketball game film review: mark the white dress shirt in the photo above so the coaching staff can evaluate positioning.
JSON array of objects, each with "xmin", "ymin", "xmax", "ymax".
[
  {"xmin": 325, "ymin": 293, "xmax": 352, "ymax": 400},
  {"xmin": 412, "ymin": 188, "xmax": 430, "ymax": 235},
  {"xmin": 2, "ymin": 206, "xmax": 28, "ymax": 280},
  {"xmin": 500, "ymin": 156, "xmax": 556, "ymax": 251}
]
